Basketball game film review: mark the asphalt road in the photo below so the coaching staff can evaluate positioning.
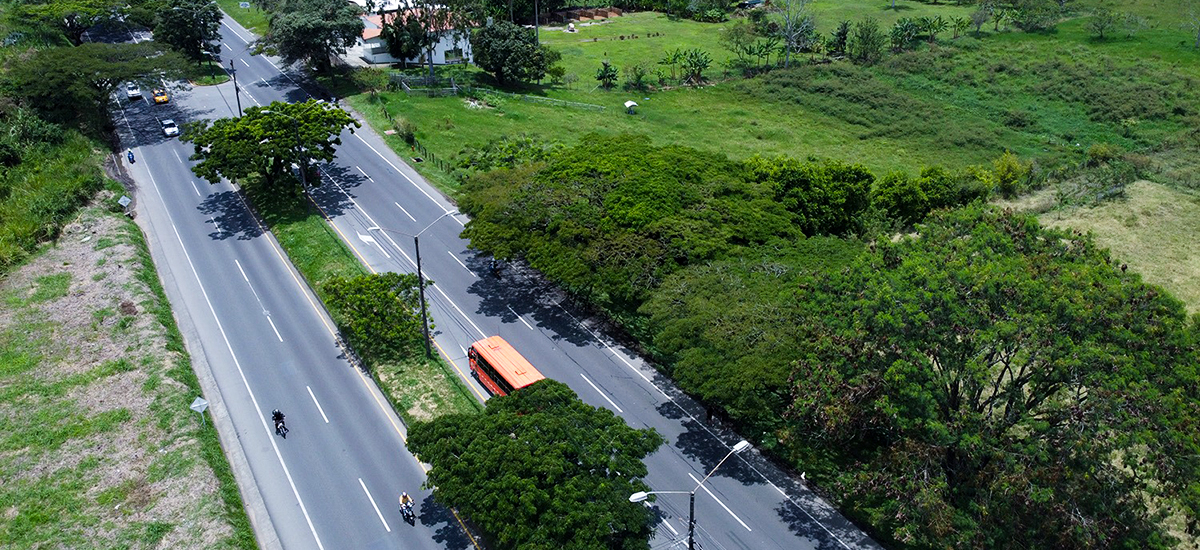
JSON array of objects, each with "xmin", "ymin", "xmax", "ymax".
[
  {"xmin": 122, "ymin": 24, "xmax": 477, "ymax": 550},
  {"xmin": 128, "ymin": 13, "xmax": 884, "ymax": 550}
]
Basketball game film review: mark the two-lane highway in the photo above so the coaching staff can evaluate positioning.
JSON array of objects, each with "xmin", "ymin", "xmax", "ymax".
[{"xmin": 123, "ymin": 28, "xmax": 476, "ymax": 550}]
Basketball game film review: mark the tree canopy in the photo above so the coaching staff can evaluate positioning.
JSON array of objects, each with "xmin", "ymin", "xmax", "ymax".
[
  {"xmin": 459, "ymin": 134, "xmax": 797, "ymax": 311},
  {"xmin": 784, "ymin": 205, "xmax": 1200, "ymax": 548},
  {"xmin": 322, "ymin": 272, "xmax": 424, "ymax": 363},
  {"xmin": 4, "ymin": 42, "xmax": 187, "ymax": 134},
  {"xmin": 18, "ymin": 0, "xmax": 125, "ymax": 45},
  {"xmin": 379, "ymin": 11, "xmax": 431, "ymax": 68},
  {"xmin": 745, "ymin": 155, "xmax": 874, "ymax": 236},
  {"xmin": 407, "ymin": 379, "xmax": 664, "ymax": 550},
  {"xmin": 262, "ymin": 0, "xmax": 364, "ymax": 73},
  {"xmin": 470, "ymin": 20, "xmax": 549, "ymax": 86},
  {"xmin": 184, "ymin": 100, "xmax": 360, "ymax": 192},
  {"xmin": 154, "ymin": 0, "xmax": 223, "ymax": 62}
]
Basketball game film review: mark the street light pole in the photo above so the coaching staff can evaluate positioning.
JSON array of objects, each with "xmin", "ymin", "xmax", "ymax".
[
  {"xmin": 370, "ymin": 210, "xmax": 459, "ymax": 358},
  {"xmin": 414, "ymin": 233, "xmax": 430, "ymax": 357},
  {"xmin": 229, "ymin": 60, "xmax": 242, "ymax": 116},
  {"xmin": 630, "ymin": 440, "xmax": 751, "ymax": 550}
]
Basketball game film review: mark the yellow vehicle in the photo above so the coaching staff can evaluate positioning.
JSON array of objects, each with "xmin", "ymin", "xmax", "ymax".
[{"xmin": 152, "ymin": 89, "xmax": 169, "ymax": 104}]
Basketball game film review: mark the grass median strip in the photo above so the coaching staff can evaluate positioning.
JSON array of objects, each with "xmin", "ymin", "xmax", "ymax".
[{"xmin": 246, "ymin": 188, "xmax": 482, "ymax": 422}]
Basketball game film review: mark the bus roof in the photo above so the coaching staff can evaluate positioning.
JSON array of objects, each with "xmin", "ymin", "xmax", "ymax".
[{"xmin": 471, "ymin": 336, "xmax": 545, "ymax": 390}]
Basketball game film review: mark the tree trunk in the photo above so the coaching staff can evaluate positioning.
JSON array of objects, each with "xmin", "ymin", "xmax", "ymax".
[{"xmin": 427, "ymin": 46, "xmax": 435, "ymax": 82}]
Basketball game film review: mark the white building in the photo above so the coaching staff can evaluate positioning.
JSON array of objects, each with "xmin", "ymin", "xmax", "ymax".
[{"xmin": 348, "ymin": 0, "xmax": 471, "ymax": 66}]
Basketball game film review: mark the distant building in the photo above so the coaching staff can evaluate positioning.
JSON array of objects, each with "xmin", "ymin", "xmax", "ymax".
[{"xmin": 348, "ymin": 0, "xmax": 471, "ymax": 66}]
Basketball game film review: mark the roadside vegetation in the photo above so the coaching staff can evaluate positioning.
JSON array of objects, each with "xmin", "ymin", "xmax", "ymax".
[
  {"xmin": 0, "ymin": 189, "xmax": 255, "ymax": 548},
  {"xmin": 312, "ymin": 0, "xmax": 1200, "ymax": 545}
]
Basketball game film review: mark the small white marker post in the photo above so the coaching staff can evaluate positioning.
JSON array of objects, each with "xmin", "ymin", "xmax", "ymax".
[{"xmin": 190, "ymin": 396, "xmax": 209, "ymax": 427}]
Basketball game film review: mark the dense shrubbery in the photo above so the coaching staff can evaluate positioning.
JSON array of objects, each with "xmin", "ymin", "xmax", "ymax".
[
  {"xmin": 460, "ymin": 134, "xmax": 1002, "ymax": 312},
  {"xmin": 0, "ymin": 108, "xmax": 104, "ymax": 272},
  {"xmin": 457, "ymin": 134, "xmax": 1200, "ymax": 547},
  {"xmin": 745, "ymin": 155, "xmax": 873, "ymax": 236},
  {"xmin": 460, "ymin": 134, "xmax": 798, "ymax": 310}
]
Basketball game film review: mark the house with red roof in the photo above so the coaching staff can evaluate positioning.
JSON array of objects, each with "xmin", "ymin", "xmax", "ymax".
[{"xmin": 348, "ymin": 0, "xmax": 472, "ymax": 66}]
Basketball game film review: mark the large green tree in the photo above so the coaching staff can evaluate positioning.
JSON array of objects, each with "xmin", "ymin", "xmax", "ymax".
[
  {"xmin": 323, "ymin": 272, "xmax": 424, "ymax": 363},
  {"xmin": 378, "ymin": 10, "xmax": 431, "ymax": 69},
  {"xmin": 408, "ymin": 380, "xmax": 664, "ymax": 550},
  {"xmin": 19, "ymin": 0, "xmax": 125, "ymax": 46},
  {"xmin": 470, "ymin": 20, "xmax": 548, "ymax": 86},
  {"xmin": 154, "ymin": 0, "xmax": 223, "ymax": 62},
  {"xmin": 184, "ymin": 100, "xmax": 360, "ymax": 192},
  {"xmin": 262, "ymin": 0, "xmax": 363, "ymax": 73},
  {"xmin": 784, "ymin": 205, "xmax": 1200, "ymax": 548},
  {"xmin": 4, "ymin": 42, "xmax": 186, "ymax": 134}
]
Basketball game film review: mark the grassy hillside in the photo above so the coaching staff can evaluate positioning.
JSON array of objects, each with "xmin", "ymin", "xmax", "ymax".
[
  {"xmin": 1038, "ymin": 180, "xmax": 1200, "ymax": 314},
  {"xmin": 0, "ymin": 196, "xmax": 254, "ymax": 549}
]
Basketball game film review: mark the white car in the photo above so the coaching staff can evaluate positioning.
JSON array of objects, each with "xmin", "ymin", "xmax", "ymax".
[
  {"xmin": 126, "ymin": 83, "xmax": 142, "ymax": 100},
  {"xmin": 161, "ymin": 119, "xmax": 179, "ymax": 137}
]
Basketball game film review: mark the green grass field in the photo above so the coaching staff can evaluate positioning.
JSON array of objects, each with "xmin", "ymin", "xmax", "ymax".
[{"xmin": 340, "ymin": 3, "xmax": 1199, "ymax": 195}]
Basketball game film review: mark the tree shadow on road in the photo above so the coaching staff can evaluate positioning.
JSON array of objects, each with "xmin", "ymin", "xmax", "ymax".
[
  {"xmin": 196, "ymin": 190, "xmax": 263, "ymax": 241},
  {"xmin": 463, "ymin": 254, "xmax": 602, "ymax": 348},
  {"xmin": 420, "ymin": 496, "xmax": 477, "ymax": 549}
]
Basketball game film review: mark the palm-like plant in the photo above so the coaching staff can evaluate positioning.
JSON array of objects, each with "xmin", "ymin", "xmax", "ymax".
[{"xmin": 928, "ymin": 15, "xmax": 949, "ymax": 43}]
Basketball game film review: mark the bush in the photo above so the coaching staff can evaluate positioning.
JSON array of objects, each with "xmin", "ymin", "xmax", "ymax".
[
  {"xmin": 393, "ymin": 118, "xmax": 417, "ymax": 145},
  {"xmin": 1003, "ymin": 108, "xmax": 1035, "ymax": 129},
  {"xmin": 1086, "ymin": 143, "xmax": 1121, "ymax": 166},
  {"xmin": 993, "ymin": 150, "xmax": 1030, "ymax": 198}
]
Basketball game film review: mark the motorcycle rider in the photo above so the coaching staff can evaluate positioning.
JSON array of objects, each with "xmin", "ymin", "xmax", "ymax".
[
  {"xmin": 400, "ymin": 492, "xmax": 414, "ymax": 517},
  {"xmin": 272, "ymin": 409, "xmax": 286, "ymax": 433}
]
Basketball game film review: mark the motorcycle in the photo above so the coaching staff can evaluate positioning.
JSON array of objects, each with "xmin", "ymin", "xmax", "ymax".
[
  {"xmin": 127, "ymin": 150, "xmax": 135, "ymax": 164},
  {"xmin": 274, "ymin": 419, "xmax": 288, "ymax": 438},
  {"xmin": 400, "ymin": 501, "xmax": 415, "ymax": 523}
]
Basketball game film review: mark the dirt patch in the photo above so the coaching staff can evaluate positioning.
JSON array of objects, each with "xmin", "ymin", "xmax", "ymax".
[{"xmin": 0, "ymin": 197, "xmax": 237, "ymax": 548}]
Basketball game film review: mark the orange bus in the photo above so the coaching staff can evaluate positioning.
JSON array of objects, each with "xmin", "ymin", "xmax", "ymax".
[{"xmin": 468, "ymin": 336, "xmax": 545, "ymax": 396}]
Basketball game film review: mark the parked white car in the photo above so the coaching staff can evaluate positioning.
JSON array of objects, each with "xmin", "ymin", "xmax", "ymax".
[
  {"xmin": 126, "ymin": 83, "xmax": 142, "ymax": 100},
  {"xmin": 161, "ymin": 119, "xmax": 179, "ymax": 137}
]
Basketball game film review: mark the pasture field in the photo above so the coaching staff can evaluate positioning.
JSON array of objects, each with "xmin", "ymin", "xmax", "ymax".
[
  {"xmin": 1038, "ymin": 180, "xmax": 1200, "ymax": 314},
  {"xmin": 339, "ymin": 3, "xmax": 1199, "ymax": 195}
]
